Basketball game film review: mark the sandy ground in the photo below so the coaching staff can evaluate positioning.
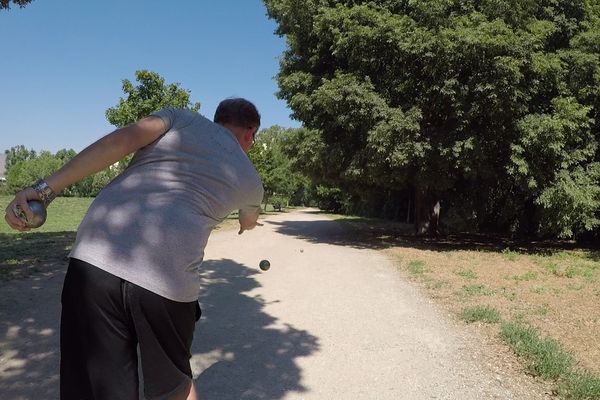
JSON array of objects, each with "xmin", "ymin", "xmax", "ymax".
[{"xmin": 0, "ymin": 209, "xmax": 553, "ymax": 399}]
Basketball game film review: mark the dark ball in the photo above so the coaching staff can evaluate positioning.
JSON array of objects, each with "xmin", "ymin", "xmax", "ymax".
[{"xmin": 259, "ymin": 259, "xmax": 271, "ymax": 271}]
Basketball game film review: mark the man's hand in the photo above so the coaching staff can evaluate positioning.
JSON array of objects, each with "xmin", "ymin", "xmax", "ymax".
[
  {"xmin": 238, "ymin": 222, "xmax": 264, "ymax": 235},
  {"xmin": 4, "ymin": 187, "xmax": 41, "ymax": 232}
]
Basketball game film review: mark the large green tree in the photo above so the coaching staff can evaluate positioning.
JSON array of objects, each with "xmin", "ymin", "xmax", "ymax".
[{"xmin": 264, "ymin": 0, "xmax": 600, "ymax": 238}]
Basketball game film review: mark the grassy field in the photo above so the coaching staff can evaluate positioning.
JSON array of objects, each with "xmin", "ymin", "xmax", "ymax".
[
  {"xmin": 332, "ymin": 214, "xmax": 600, "ymax": 400},
  {"xmin": 0, "ymin": 195, "xmax": 279, "ymax": 280}
]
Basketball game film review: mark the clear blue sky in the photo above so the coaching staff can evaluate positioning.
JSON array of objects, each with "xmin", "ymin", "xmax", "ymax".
[{"xmin": 0, "ymin": 0, "xmax": 299, "ymax": 153}]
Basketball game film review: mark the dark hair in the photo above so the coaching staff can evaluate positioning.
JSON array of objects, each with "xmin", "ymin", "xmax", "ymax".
[{"xmin": 213, "ymin": 98, "xmax": 261, "ymax": 129}]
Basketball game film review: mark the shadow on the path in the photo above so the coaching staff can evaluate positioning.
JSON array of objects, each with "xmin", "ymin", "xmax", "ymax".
[
  {"xmin": 0, "ymin": 232, "xmax": 75, "ymax": 281},
  {"xmin": 193, "ymin": 259, "xmax": 319, "ymax": 400},
  {"xmin": 268, "ymin": 211, "xmax": 600, "ymax": 256},
  {"xmin": 0, "ymin": 261, "xmax": 66, "ymax": 400}
]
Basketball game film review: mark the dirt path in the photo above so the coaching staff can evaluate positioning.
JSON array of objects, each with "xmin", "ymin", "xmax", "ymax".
[{"xmin": 0, "ymin": 209, "xmax": 551, "ymax": 399}]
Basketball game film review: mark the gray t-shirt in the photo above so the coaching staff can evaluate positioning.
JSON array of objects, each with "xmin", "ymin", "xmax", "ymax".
[{"xmin": 69, "ymin": 108, "xmax": 264, "ymax": 302}]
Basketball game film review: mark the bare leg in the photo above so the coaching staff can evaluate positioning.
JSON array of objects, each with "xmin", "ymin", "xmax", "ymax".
[
  {"xmin": 187, "ymin": 382, "xmax": 197, "ymax": 400},
  {"xmin": 170, "ymin": 381, "xmax": 197, "ymax": 400}
]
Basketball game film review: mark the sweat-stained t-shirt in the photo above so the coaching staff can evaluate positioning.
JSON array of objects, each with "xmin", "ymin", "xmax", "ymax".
[{"xmin": 69, "ymin": 108, "xmax": 264, "ymax": 302}]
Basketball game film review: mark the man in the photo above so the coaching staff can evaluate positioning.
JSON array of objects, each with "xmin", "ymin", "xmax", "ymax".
[{"xmin": 4, "ymin": 98, "xmax": 264, "ymax": 400}]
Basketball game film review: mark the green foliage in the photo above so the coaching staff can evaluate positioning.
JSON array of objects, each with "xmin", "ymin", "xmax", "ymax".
[
  {"xmin": 3, "ymin": 148, "xmax": 118, "ymax": 197},
  {"xmin": 4, "ymin": 145, "xmax": 36, "ymax": 175},
  {"xmin": 105, "ymin": 70, "xmax": 201, "ymax": 128},
  {"xmin": 249, "ymin": 126, "xmax": 310, "ymax": 207},
  {"xmin": 5, "ymin": 151, "xmax": 62, "ymax": 193},
  {"xmin": 265, "ymin": 0, "xmax": 600, "ymax": 238}
]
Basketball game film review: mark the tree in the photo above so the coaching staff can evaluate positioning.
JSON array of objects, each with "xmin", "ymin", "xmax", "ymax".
[
  {"xmin": 249, "ymin": 126, "xmax": 308, "ymax": 209},
  {"xmin": 5, "ymin": 151, "xmax": 61, "ymax": 193},
  {"xmin": 0, "ymin": 0, "xmax": 33, "ymax": 10},
  {"xmin": 5, "ymin": 145, "xmax": 36, "ymax": 175},
  {"xmin": 106, "ymin": 70, "xmax": 200, "ymax": 128},
  {"xmin": 264, "ymin": 0, "xmax": 600, "ymax": 238}
]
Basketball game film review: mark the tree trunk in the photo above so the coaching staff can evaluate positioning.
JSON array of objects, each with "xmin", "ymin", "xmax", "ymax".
[{"xmin": 414, "ymin": 188, "xmax": 440, "ymax": 236}]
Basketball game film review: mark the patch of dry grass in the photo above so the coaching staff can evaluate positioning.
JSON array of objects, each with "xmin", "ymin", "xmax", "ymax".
[
  {"xmin": 388, "ymin": 245, "xmax": 600, "ymax": 376},
  {"xmin": 328, "ymin": 213, "xmax": 600, "ymax": 381}
]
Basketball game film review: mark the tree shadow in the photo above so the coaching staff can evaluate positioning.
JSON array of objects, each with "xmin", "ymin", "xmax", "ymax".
[
  {"xmin": 0, "ymin": 257, "xmax": 66, "ymax": 399},
  {"xmin": 0, "ymin": 257, "xmax": 321, "ymax": 400},
  {"xmin": 267, "ymin": 214, "xmax": 600, "ymax": 257},
  {"xmin": 192, "ymin": 259, "xmax": 319, "ymax": 400},
  {"xmin": 0, "ymin": 232, "xmax": 75, "ymax": 281}
]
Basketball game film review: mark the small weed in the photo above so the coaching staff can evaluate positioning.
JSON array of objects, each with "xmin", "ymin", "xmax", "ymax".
[
  {"xmin": 425, "ymin": 279, "xmax": 450, "ymax": 290},
  {"xmin": 512, "ymin": 271, "xmax": 538, "ymax": 282},
  {"xmin": 542, "ymin": 262, "xmax": 562, "ymax": 276},
  {"xmin": 460, "ymin": 306, "xmax": 501, "ymax": 323},
  {"xmin": 565, "ymin": 263, "xmax": 597, "ymax": 279},
  {"xmin": 500, "ymin": 322, "xmax": 572, "ymax": 380},
  {"xmin": 512, "ymin": 312, "xmax": 527, "ymax": 323},
  {"xmin": 566, "ymin": 283, "xmax": 586, "ymax": 291},
  {"xmin": 462, "ymin": 284, "xmax": 493, "ymax": 296},
  {"xmin": 532, "ymin": 303, "xmax": 551, "ymax": 316},
  {"xmin": 499, "ymin": 287, "xmax": 517, "ymax": 301},
  {"xmin": 407, "ymin": 260, "xmax": 426, "ymax": 275},
  {"xmin": 502, "ymin": 248, "xmax": 520, "ymax": 261},
  {"xmin": 455, "ymin": 269, "xmax": 478, "ymax": 279},
  {"xmin": 530, "ymin": 286, "xmax": 546, "ymax": 294}
]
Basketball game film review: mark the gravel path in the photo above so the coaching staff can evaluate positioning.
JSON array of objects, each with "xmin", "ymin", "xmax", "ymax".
[{"xmin": 0, "ymin": 209, "xmax": 551, "ymax": 399}]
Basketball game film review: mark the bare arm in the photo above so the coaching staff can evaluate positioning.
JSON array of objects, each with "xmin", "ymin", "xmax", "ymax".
[{"xmin": 4, "ymin": 116, "xmax": 167, "ymax": 231}]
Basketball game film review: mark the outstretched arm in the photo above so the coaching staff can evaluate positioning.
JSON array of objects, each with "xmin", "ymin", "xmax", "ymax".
[{"xmin": 4, "ymin": 116, "xmax": 167, "ymax": 231}]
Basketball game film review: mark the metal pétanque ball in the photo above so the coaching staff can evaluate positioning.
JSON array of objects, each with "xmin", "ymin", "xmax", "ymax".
[
  {"xmin": 259, "ymin": 259, "xmax": 271, "ymax": 271},
  {"xmin": 16, "ymin": 200, "xmax": 47, "ymax": 228}
]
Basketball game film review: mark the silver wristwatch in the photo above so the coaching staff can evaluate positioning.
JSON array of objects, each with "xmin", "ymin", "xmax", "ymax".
[{"xmin": 31, "ymin": 179, "xmax": 57, "ymax": 206}]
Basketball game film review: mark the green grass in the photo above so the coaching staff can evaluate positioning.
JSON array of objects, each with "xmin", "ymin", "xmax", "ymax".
[
  {"xmin": 501, "ymin": 322, "xmax": 572, "ymax": 380},
  {"xmin": 460, "ymin": 306, "xmax": 501, "ymax": 323},
  {"xmin": 512, "ymin": 271, "xmax": 538, "ymax": 282},
  {"xmin": 0, "ymin": 195, "xmax": 94, "ymax": 234},
  {"xmin": 530, "ymin": 286, "xmax": 547, "ymax": 294},
  {"xmin": 565, "ymin": 263, "xmax": 598, "ymax": 279},
  {"xmin": 0, "ymin": 196, "xmax": 92, "ymax": 280},
  {"xmin": 455, "ymin": 269, "xmax": 478, "ymax": 279},
  {"xmin": 502, "ymin": 248, "xmax": 520, "ymax": 261},
  {"xmin": 407, "ymin": 260, "xmax": 427, "ymax": 274},
  {"xmin": 533, "ymin": 251, "xmax": 600, "ymax": 280},
  {"xmin": 461, "ymin": 284, "xmax": 493, "ymax": 296},
  {"xmin": 559, "ymin": 372, "xmax": 600, "ymax": 400},
  {"xmin": 501, "ymin": 321, "xmax": 600, "ymax": 399},
  {"xmin": 542, "ymin": 262, "xmax": 562, "ymax": 276}
]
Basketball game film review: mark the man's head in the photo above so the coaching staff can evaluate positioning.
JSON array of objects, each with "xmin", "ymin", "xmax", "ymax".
[{"xmin": 214, "ymin": 98, "xmax": 260, "ymax": 153}]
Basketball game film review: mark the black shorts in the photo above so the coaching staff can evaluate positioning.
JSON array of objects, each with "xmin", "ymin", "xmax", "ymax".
[{"xmin": 60, "ymin": 258, "xmax": 201, "ymax": 400}]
